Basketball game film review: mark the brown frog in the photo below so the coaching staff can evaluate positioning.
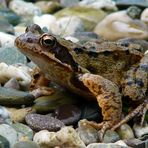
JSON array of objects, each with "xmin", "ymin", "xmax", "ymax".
[{"xmin": 15, "ymin": 24, "xmax": 147, "ymax": 141}]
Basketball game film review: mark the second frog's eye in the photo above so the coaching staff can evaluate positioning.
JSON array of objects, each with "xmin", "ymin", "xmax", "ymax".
[{"xmin": 40, "ymin": 34, "xmax": 56, "ymax": 47}]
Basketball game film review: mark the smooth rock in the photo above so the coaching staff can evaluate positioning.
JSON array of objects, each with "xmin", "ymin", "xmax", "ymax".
[
  {"xmin": 0, "ymin": 32, "xmax": 15, "ymax": 47},
  {"xmin": 94, "ymin": 10, "xmax": 148, "ymax": 41},
  {"xmin": 55, "ymin": 104, "xmax": 81, "ymax": 125},
  {"xmin": 13, "ymin": 141, "xmax": 40, "ymax": 148},
  {"xmin": 14, "ymin": 25, "xmax": 26, "ymax": 36},
  {"xmin": 103, "ymin": 130, "xmax": 120, "ymax": 143},
  {"xmin": 7, "ymin": 107, "xmax": 35, "ymax": 123},
  {"xmin": 60, "ymin": 0, "xmax": 79, "ymax": 7},
  {"xmin": 124, "ymin": 138, "xmax": 147, "ymax": 148},
  {"xmin": 0, "ymin": 87, "xmax": 35, "ymax": 106},
  {"xmin": 116, "ymin": 0, "xmax": 148, "ymax": 9},
  {"xmin": 4, "ymin": 78, "xmax": 20, "ymax": 90},
  {"xmin": 9, "ymin": 0, "xmax": 41, "ymax": 16},
  {"xmin": 35, "ymin": 1, "xmax": 62, "ymax": 14},
  {"xmin": 33, "ymin": 91, "xmax": 78, "ymax": 113},
  {"xmin": 114, "ymin": 140, "xmax": 128, "ymax": 147},
  {"xmin": 79, "ymin": 0, "xmax": 117, "ymax": 11},
  {"xmin": 0, "ymin": 62, "xmax": 31, "ymax": 87},
  {"xmin": 25, "ymin": 113, "xmax": 65, "ymax": 132},
  {"xmin": 33, "ymin": 14, "xmax": 57, "ymax": 29},
  {"xmin": 0, "ymin": 124, "xmax": 18, "ymax": 147},
  {"xmin": 0, "ymin": 17, "xmax": 14, "ymax": 34},
  {"xmin": 133, "ymin": 123, "xmax": 148, "ymax": 138},
  {"xmin": 0, "ymin": 135, "xmax": 10, "ymax": 148},
  {"xmin": 0, "ymin": 8, "xmax": 21, "ymax": 26},
  {"xmin": 76, "ymin": 119, "xmax": 99, "ymax": 145},
  {"xmin": 141, "ymin": 8, "xmax": 148, "ymax": 24},
  {"xmin": 33, "ymin": 127, "xmax": 86, "ymax": 148},
  {"xmin": 52, "ymin": 16, "xmax": 84, "ymax": 36},
  {"xmin": 117, "ymin": 124, "xmax": 134, "ymax": 139},
  {"xmin": 55, "ymin": 6, "xmax": 107, "ymax": 31},
  {"xmin": 0, "ymin": 0, "xmax": 7, "ymax": 9},
  {"xmin": 12, "ymin": 122, "xmax": 33, "ymax": 141},
  {"xmin": 86, "ymin": 143, "xmax": 128, "ymax": 148}
]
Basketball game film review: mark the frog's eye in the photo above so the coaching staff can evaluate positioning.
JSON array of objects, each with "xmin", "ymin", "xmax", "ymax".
[{"xmin": 40, "ymin": 34, "xmax": 56, "ymax": 47}]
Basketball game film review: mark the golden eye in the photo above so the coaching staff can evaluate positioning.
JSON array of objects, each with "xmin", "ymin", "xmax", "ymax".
[{"xmin": 40, "ymin": 34, "xmax": 56, "ymax": 47}]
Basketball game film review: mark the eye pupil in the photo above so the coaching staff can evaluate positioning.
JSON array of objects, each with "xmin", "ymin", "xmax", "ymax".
[
  {"xmin": 41, "ymin": 35, "xmax": 56, "ymax": 47},
  {"xmin": 43, "ymin": 39, "xmax": 53, "ymax": 45}
]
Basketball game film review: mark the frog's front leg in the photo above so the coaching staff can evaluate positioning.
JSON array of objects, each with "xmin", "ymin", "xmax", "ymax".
[{"xmin": 79, "ymin": 73, "xmax": 122, "ymax": 141}]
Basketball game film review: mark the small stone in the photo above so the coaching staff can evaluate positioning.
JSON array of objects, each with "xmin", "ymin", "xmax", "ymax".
[
  {"xmin": 76, "ymin": 119, "xmax": 99, "ymax": 145},
  {"xmin": 12, "ymin": 122, "xmax": 33, "ymax": 141},
  {"xmin": 55, "ymin": 104, "xmax": 81, "ymax": 125},
  {"xmin": 9, "ymin": 0, "xmax": 41, "ymax": 16},
  {"xmin": 133, "ymin": 123, "xmax": 148, "ymax": 138},
  {"xmin": 0, "ymin": 32, "xmax": 15, "ymax": 47},
  {"xmin": 94, "ymin": 10, "xmax": 148, "ymax": 41},
  {"xmin": 79, "ymin": 0, "xmax": 117, "ymax": 11},
  {"xmin": 35, "ymin": 1, "xmax": 62, "ymax": 14},
  {"xmin": 25, "ymin": 113, "xmax": 65, "ymax": 132},
  {"xmin": 4, "ymin": 78, "xmax": 20, "ymax": 90},
  {"xmin": 86, "ymin": 143, "xmax": 128, "ymax": 148},
  {"xmin": 0, "ymin": 135, "xmax": 10, "ymax": 148},
  {"xmin": 114, "ymin": 140, "xmax": 128, "ymax": 147},
  {"xmin": 141, "ymin": 8, "xmax": 148, "ymax": 24},
  {"xmin": 60, "ymin": 0, "xmax": 79, "ymax": 7},
  {"xmin": 13, "ymin": 141, "xmax": 40, "ymax": 148},
  {"xmin": 7, "ymin": 107, "xmax": 34, "ymax": 123},
  {"xmin": 34, "ymin": 127, "xmax": 86, "ymax": 148},
  {"xmin": 0, "ymin": 87, "xmax": 35, "ymax": 106},
  {"xmin": 103, "ymin": 130, "xmax": 120, "ymax": 143},
  {"xmin": 0, "ymin": 124, "xmax": 18, "ymax": 147},
  {"xmin": 117, "ymin": 124, "xmax": 134, "ymax": 140}
]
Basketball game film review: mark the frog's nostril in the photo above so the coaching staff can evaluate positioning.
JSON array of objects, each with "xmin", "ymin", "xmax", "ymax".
[{"xmin": 27, "ymin": 38, "xmax": 33, "ymax": 43}]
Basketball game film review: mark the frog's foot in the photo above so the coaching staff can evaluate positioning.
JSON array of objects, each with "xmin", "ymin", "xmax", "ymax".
[
  {"xmin": 30, "ymin": 86, "xmax": 54, "ymax": 98},
  {"xmin": 111, "ymin": 99, "xmax": 148, "ymax": 130},
  {"xmin": 79, "ymin": 73, "xmax": 122, "ymax": 141}
]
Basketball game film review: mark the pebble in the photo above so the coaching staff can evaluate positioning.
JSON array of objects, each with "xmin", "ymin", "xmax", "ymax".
[
  {"xmin": 0, "ymin": 62, "xmax": 32, "ymax": 87},
  {"xmin": 4, "ymin": 78, "xmax": 20, "ymax": 90},
  {"xmin": 9, "ymin": 0, "xmax": 41, "ymax": 16},
  {"xmin": 0, "ymin": 124, "xmax": 18, "ymax": 147},
  {"xmin": 76, "ymin": 119, "xmax": 99, "ymax": 145},
  {"xmin": 33, "ymin": 127, "xmax": 86, "ymax": 148},
  {"xmin": 60, "ymin": 0, "xmax": 79, "ymax": 7},
  {"xmin": 141, "ymin": 8, "xmax": 148, "ymax": 24},
  {"xmin": 79, "ymin": 0, "xmax": 117, "ymax": 11},
  {"xmin": 0, "ymin": 87, "xmax": 35, "ymax": 106},
  {"xmin": 0, "ymin": 32, "xmax": 15, "ymax": 47},
  {"xmin": 12, "ymin": 122, "xmax": 33, "ymax": 141},
  {"xmin": 133, "ymin": 123, "xmax": 148, "ymax": 138},
  {"xmin": 103, "ymin": 130, "xmax": 120, "ymax": 143},
  {"xmin": 35, "ymin": 1, "xmax": 62, "ymax": 14},
  {"xmin": 0, "ymin": 135, "xmax": 10, "ymax": 148},
  {"xmin": 25, "ymin": 113, "xmax": 65, "ymax": 132},
  {"xmin": 7, "ymin": 107, "xmax": 34, "ymax": 123},
  {"xmin": 55, "ymin": 104, "xmax": 81, "ymax": 125},
  {"xmin": 86, "ymin": 143, "xmax": 128, "ymax": 148},
  {"xmin": 94, "ymin": 10, "xmax": 148, "ymax": 41},
  {"xmin": 117, "ymin": 124, "xmax": 134, "ymax": 140},
  {"xmin": 13, "ymin": 141, "xmax": 40, "ymax": 148}
]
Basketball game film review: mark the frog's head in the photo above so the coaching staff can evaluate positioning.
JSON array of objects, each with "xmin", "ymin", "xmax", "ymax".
[{"xmin": 15, "ymin": 24, "xmax": 82, "ymax": 73}]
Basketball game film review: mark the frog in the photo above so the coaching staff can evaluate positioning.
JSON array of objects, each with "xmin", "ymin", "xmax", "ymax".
[{"xmin": 15, "ymin": 24, "xmax": 147, "ymax": 141}]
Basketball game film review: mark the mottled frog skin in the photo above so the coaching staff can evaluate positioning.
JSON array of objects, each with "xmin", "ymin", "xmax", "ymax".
[{"xmin": 15, "ymin": 24, "xmax": 147, "ymax": 141}]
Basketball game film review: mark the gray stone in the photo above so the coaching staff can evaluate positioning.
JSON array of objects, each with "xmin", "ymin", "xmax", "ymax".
[
  {"xmin": 9, "ymin": 0, "xmax": 41, "ymax": 16},
  {"xmin": 103, "ymin": 130, "xmax": 120, "ymax": 143},
  {"xmin": 0, "ymin": 47, "xmax": 26, "ymax": 64},
  {"xmin": 4, "ymin": 78, "xmax": 20, "ymax": 90},
  {"xmin": 0, "ymin": 87, "xmax": 35, "ymax": 106},
  {"xmin": 12, "ymin": 122, "xmax": 33, "ymax": 141},
  {"xmin": 60, "ymin": 0, "xmax": 79, "ymax": 7},
  {"xmin": 0, "ymin": 124, "xmax": 18, "ymax": 147},
  {"xmin": 76, "ymin": 119, "xmax": 99, "ymax": 145},
  {"xmin": 13, "ymin": 141, "xmax": 40, "ymax": 148},
  {"xmin": 25, "ymin": 113, "xmax": 65, "ymax": 132},
  {"xmin": 86, "ymin": 143, "xmax": 128, "ymax": 148},
  {"xmin": 0, "ymin": 135, "xmax": 10, "ymax": 148}
]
